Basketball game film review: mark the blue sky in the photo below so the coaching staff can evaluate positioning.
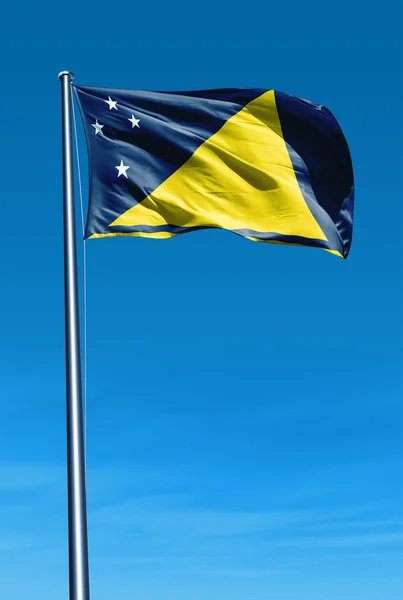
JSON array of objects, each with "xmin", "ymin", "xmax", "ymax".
[{"xmin": 0, "ymin": 1, "xmax": 402, "ymax": 599}]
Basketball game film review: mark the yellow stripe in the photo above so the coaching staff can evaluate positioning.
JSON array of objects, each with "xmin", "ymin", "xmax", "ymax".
[
  {"xmin": 110, "ymin": 90, "xmax": 327, "ymax": 242},
  {"xmin": 90, "ymin": 230, "xmax": 342, "ymax": 256},
  {"xmin": 247, "ymin": 236, "xmax": 343, "ymax": 257},
  {"xmin": 324, "ymin": 248, "xmax": 344, "ymax": 258},
  {"xmin": 89, "ymin": 231, "xmax": 177, "ymax": 240}
]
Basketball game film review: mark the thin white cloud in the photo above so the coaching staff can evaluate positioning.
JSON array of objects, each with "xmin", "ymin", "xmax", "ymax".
[
  {"xmin": 273, "ymin": 531, "xmax": 403, "ymax": 549},
  {"xmin": 165, "ymin": 567, "xmax": 280, "ymax": 578},
  {"xmin": 0, "ymin": 463, "xmax": 64, "ymax": 491},
  {"xmin": 0, "ymin": 534, "xmax": 41, "ymax": 553},
  {"xmin": 90, "ymin": 498, "xmax": 400, "ymax": 541}
]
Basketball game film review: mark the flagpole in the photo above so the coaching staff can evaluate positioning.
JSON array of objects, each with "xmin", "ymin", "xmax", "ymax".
[{"xmin": 58, "ymin": 71, "xmax": 90, "ymax": 600}]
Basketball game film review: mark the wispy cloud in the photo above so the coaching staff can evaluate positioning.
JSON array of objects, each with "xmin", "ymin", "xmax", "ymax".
[
  {"xmin": 165, "ymin": 567, "xmax": 280, "ymax": 578},
  {"xmin": 88, "ymin": 492, "xmax": 403, "ymax": 567},
  {"xmin": 0, "ymin": 534, "xmax": 41, "ymax": 553},
  {"xmin": 1, "ymin": 461, "xmax": 402, "ymax": 583},
  {"xmin": 0, "ymin": 462, "xmax": 63, "ymax": 492},
  {"xmin": 274, "ymin": 531, "xmax": 403, "ymax": 549}
]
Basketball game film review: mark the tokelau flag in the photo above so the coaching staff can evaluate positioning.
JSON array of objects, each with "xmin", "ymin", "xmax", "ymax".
[{"xmin": 74, "ymin": 86, "xmax": 354, "ymax": 258}]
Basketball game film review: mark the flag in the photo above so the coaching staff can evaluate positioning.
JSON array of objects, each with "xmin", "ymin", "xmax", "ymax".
[{"xmin": 74, "ymin": 85, "xmax": 354, "ymax": 258}]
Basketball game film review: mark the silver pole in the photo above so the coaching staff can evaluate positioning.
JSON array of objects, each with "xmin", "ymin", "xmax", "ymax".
[{"xmin": 58, "ymin": 70, "xmax": 90, "ymax": 600}]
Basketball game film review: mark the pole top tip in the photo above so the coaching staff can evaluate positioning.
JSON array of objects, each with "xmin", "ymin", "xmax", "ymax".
[{"xmin": 58, "ymin": 71, "xmax": 75, "ymax": 81}]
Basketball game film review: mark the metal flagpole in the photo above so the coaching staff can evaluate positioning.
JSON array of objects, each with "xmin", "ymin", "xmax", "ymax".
[{"xmin": 58, "ymin": 71, "xmax": 90, "ymax": 600}]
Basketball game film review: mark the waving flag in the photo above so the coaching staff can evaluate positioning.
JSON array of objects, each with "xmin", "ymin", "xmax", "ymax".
[{"xmin": 74, "ymin": 85, "xmax": 354, "ymax": 258}]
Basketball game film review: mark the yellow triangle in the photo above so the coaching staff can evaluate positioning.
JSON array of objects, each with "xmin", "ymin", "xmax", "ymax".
[{"xmin": 110, "ymin": 90, "xmax": 327, "ymax": 241}]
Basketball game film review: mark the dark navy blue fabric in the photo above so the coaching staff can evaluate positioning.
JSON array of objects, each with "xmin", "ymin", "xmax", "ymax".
[
  {"xmin": 107, "ymin": 222, "xmax": 343, "ymax": 252},
  {"xmin": 274, "ymin": 91, "xmax": 354, "ymax": 257},
  {"xmin": 74, "ymin": 85, "xmax": 354, "ymax": 257},
  {"xmin": 74, "ymin": 86, "xmax": 264, "ymax": 239}
]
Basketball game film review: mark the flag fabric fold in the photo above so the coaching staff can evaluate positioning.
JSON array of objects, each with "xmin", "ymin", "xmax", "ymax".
[{"xmin": 74, "ymin": 85, "xmax": 354, "ymax": 258}]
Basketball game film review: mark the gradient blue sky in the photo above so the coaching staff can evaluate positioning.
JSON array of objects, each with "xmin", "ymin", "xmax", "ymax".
[{"xmin": 0, "ymin": 1, "xmax": 402, "ymax": 599}]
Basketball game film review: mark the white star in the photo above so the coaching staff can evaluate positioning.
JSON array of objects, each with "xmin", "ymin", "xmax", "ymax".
[
  {"xmin": 105, "ymin": 96, "xmax": 118, "ymax": 110},
  {"xmin": 128, "ymin": 114, "xmax": 140, "ymax": 128},
  {"xmin": 115, "ymin": 160, "xmax": 130, "ymax": 178},
  {"xmin": 91, "ymin": 119, "xmax": 104, "ymax": 135}
]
